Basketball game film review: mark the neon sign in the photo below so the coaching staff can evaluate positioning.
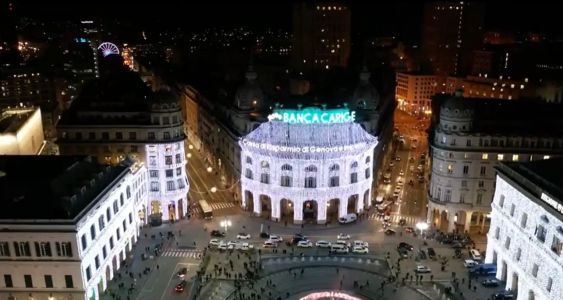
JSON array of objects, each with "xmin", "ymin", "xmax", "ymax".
[
  {"xmin": 241, "ymin": 140, "xmax": 368, "ymax": 154},
  {"xmin": 268, "ymin": 107, "xmax": 356, "ymax": 124}
]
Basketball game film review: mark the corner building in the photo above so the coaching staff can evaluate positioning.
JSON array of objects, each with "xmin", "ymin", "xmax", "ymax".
[{"xmin": 240, "ymin": 107, "xmax": 378, "ymax": 224}]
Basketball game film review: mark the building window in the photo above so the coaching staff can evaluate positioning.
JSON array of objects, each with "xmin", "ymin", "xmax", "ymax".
[
  {"xmin": 512, "ymin": 154, "xmax": 519, "ymax": 161},
  {"xmin": 94, "ymin": 255, "xmax": 100, "ymax": 269},
  {"xmin": 81, "ymin": 235, "xmax": 87, "ymax": 250},
  {"xmin": 99, "ymin": 216, "xmax": 105, "ymax": 231},
  {"xmin": 504, "ymin": 237, "xmax": 511, "ymax": 250},
  {"xmin": 165, "ymin": 170, "xmax": 173, "ymax": 178},
  {"xmin": 482, "ymin": 153, "xmax": 488, "ymax": 160},
  {"xmin": 150, "ymin": 182, "xmax": 159, "ymax": 192},
  {"xmin": 466, "ymin": 139, "xmax": 471, "ymax": 146},
  {"xmin": 350, "ymin": 161, "xmax": 358, "ymax": 168},
  {"xmin": 365, "ymin": 168, "xmax": 370, "ymax": 178},
  {"xmin": 0, "ymin": 241, "xmax": 10, "ymax": 256},
  {"xmin": 163, "ymin": 132, "xmax": 171, "ymax": 140},
  {"xmin": 4, "ymin": 275, "xmax": 13, "ymax": 288},
  {"xmin": 463, "ymin": 165, "xmax": 469, "ymax": 175},
  {"xmin": 551, "ymin": 236, "xmax": 562, "ymax": 255},
  {"xmin": 444, "ymin": 190, "xmax": 451, "ymax": 202},
  {"xmin": 123, "ymin": 220, "xmax": 127, "ymax": 232},
  {"xmin": 245, "ymin": 169, "xmax": 253, "ymax": 179},
  {"xmin": 109, "ymin": 237, "xmax": 114, "ymax": 249},
  {"xmin": 547, "ymin": 277, "xmax": 553, "ymax": 292},
  {"xmin": 532, "ymin": 264, "xmax": 539, "ymax": 277},
  {"xmin": 165, "ymin": 156, "xmax": 173, "ymax": 165},
  {"xmin": 116, "ymin": 228, "xmax": 121, "ymax": 240},
  {"xmin": 497, "ymin": 154, "xmax": 504, "ymax": 161},
  {"xmin": 167, "ymin": 181, "xmax": 175, "ymax": 191},
  {"xmin": 495, "ymin": 227, "xmax": 500, "ymax": 239},
  {"xmin": 304, "ymin": 177, "xmax": 317, "ymax": 188},
  {"xmin": 65, "ymin": 275, "xmax": 74, "ymax": 288},
  {"xmin": 24, "ymin": 274, "xmax": 33, "ymax": 288},
  {"xmin": 129, "ymin": 132, "xmax": 137, "ymax": 140},
  {"xmin": 510, "ymin": 204, "xmax": 515, "ymax": 216},
  {"xmin": 478, "ymin": 181, "xmax": 484, "ymax": 188},
  {"xmin": 447, "ymin": 164, "xmax": 453, "ymax": 174},
  {"xmin": 86, "ymin": 267, "xmax": 92, "ymax": 281},
  {"xmin": 499, "ymin": 195, "xmax": 505, "ymax": 207},
  {"xmin": 89, "ymin": 132, "xmax": 96, "ymax": 140},
  {"xmin": 329, "ymin": 176, "xmax": 339, "ymax": 187},
  {"xmin": 176, "ymin": 167, "xmax": 182, "ymax": 176},
  {"xmin": 350, "ymin": 172, "xmax": 358, "ymax": 184},
  {"xmin": 461, "ymin": 180, "xmax": 467, "ymax": 188},
  {"xmin": 544, "ymin": 155, "xmax": 551, "ymax": 160},
  {"xmin": 460, "ymin": 193, "xmax": 465, "ymax": 203},
  {"xmin": 55, "ymin": 242, "xmax": 72, "ymax": 257},
  {"xmin": 177, "ymin": 179, "xmax": 185, "ymax": 189},
  {"xmin": 115, "ymin": 132, "xmax": 123, "ymax": 140},
  {"xmin": 281, "ymin": 164, "xmax": 292, "ymax": 171},
  {"xmin": 281, "ymin": 176, "xmax": 292, "ymax": 187},
  {"xmin": 480, "ymin": 166, "xmax": 486, "ymax": 175},
  {"xmin": 536, "ymin": 225, "xmax": 547, "ymax": 243},
  {"xmin": 521, "ymin": 213, "xmax": 528, "ymax": 228},
  {"xmin": 260, "ymin": 173, "xmax": 270, "ymax": 184},
  {"xmin": 102, "ymin": 246, "xmax": 107, "ymax": 259},
  {"xmin": 305, "ymin": 165, "xmax": 317, "ymax": 172},
  {"xmin": 90, "ymin": 225, "xmax": 96, "ymax": 240},
  {"xmin": 35, "ymin": 242, "xmax": 52, "ymax": 257},
  {"xmin": 476, "ymin": 193, "xmax": 483, "ymax": 205},
  {"xmin": 148, "ymin": 132, "xmax": 155, "ymax": 140},
  {"xmin": 365, "ymin": 156, "xmax": 371, "ymax": 164},
  {"xmin": 246, "ymin": 157, "xmax": 252, "ymax": 164},
  {"xmin": 516, "ymin": 248, "xmax": 521, "ymax": 261},
  {"xmin": 113, "ymin": 201, "xmax": 119, "ymax": 214},
  {"xmin": 150, "ymin": 170, "xmax": 158, "ymax": 178},
  {"xmin": 129, "ymin": 213, "xmax": 133, "ymax": 224},
  {"xmin": 149, "ymin": 156, "xmax": 157, "ymax": 166}
]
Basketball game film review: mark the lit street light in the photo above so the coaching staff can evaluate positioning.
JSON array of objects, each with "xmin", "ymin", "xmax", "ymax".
[
  {"xmin": 187, "ymin": 153, "xmax": 192, "ymax": 158},
  {"xmin": 220, "ymin": 219, "xmax": 232, "ymax": 233},
  {"xmin": 207, "ymin": 166, "xmax": 213, "ymax": 173},
  {"xmin": 210, "ymin": 187, "xmax": 217, "ymax": 193},
  {"xmin": 416, "ymin": 222, "xmax": 429, "ymax": 236}
]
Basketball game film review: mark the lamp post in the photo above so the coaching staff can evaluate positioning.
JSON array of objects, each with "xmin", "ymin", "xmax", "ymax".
[
  {"xmin": 220, "ymin": 219, "xmax": 232, "ymax": 233},
  {"xmin": 416, "ymin": 222, "xmax": 429, "ymax": 236}
]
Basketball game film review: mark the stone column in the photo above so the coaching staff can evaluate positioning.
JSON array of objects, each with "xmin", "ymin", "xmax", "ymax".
[
  {"xmin": 253, "ymin": 195, "xmax": 260, "ymax": 216},
  {"xmin": 241, "ymin": 190, "xmax": 247, "ymax": 209},
  {"xmin": 356, "ymin": 195, "xmax": 363, "ymax": 214},
  {"xmin": 484, "ymin": 243, "xmax": 495, "ymax": 264},
  {"xmin": 480, "ymin": 213, "xmax": 487, "ymax": 233},
  {"xmin": 317, "ymin": 200, "xmax": 327, "ymax": 224},
  {"xmin": 293, "ymin": 200, "xmax": 303, "ymax": 224},
  {"xmin": 464, "ymin": 211, "xmax": 473, "ymax": 233},
  {"xmin": 448, "ymin": 212, "xmax": 456, "ymax": 232},
  {"xmin": 271, "ymin": 199, "xmax": 280, "ymax": 222},
  {"xmin": 339, "ymin": 198, "xmax": 348, "ymax": 218}
]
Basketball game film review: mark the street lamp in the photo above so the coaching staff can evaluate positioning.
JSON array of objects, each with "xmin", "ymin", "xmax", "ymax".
[
  {"xmin": 220, "ymin": 219, "xmax": 232, "ymax": 233},
  {"xmin": 187, "ymin": 153, "xmax": 192, "ymax": 158},
  {"xmin": 416, "ymin": 222, "xmax": 429, "ymax": 236},
  {"xmin": 210, "ymin": 187, "xmax": 217, "ymax": 193},
  {"xmin": 207, "ymin": 166, "xmax": 213, "ymax": 173},
  {"xmin": 189, "ymin": 144, "xmax": 194, "ymax": 150}
]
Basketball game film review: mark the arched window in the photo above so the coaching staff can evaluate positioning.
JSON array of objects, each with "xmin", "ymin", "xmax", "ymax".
[
  {"xmin": 304, "ymin": 176, "xmax": 317, "ymax": 188},
  {"xmin": 305, "ymin": 165, "xmax": 317, "ymax": 172},
  {"xmin": 245, "ymin": 169, "xmax": 253, "ymax": 179},
  {"xmin": 126, "ymin": 186, "xmax": 131, "ymax": 199},
  {"xmin": 350, "ymin": 161, "xmax": 358, "ymax": 168},
  {"xmin": 281, "ymin": 164, "xmax": 293, "ymax": 171},
  {"xmin": 246, "ymin": 157, "xmax": 252, "ymax": 164},
  {"xmin": 329, "ymin": 164, "xmax": 340, "ymax": 172},
  {"xmin": 350, "ymin": 172, "xmax": 358, "ymax": 184},
  {"xmin": 281, "ymin": 175, "xmax": 292, "ymax": 187},
  {"xmin": 365, "ymin": 156, "xmax": 371, "ymax": 164},
  {"xmin": 261, "ymin": 161, "xmax": 270, "ymax": 168},
  {"xmin": 365, "ymin": 168, "xmax": 370, "ymax": 179},
  {"xmin": 329, "ymin": 176, "xmax": 339, "ymax": 187}
]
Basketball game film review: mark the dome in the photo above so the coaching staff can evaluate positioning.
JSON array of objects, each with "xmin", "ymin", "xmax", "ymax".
[
  {"xmin": 352, "ymin": 67, "xmax": 380, "ymax": 110},
  {"xmin": 234, "ymin": 66, "xmax": 264, "ymax": 111},
  {"xmin": 440, "ymin": 91, "xmax": 474, "ymax": 118}
]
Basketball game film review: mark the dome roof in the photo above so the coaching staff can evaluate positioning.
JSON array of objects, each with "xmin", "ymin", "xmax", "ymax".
[
  {"xmin": 234, "ymin": 66, "xmax": 264, "ymax": 111},
  {"xmin": 351, "ymin": 67, "xmax": 380, "ymax": 110},
  {"xmin": 440, "ymin": 91, "xmax": 474, "ymax": 118}
]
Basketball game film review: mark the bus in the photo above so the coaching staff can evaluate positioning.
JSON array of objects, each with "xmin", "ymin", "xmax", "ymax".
[{"xmin": 199, "ymin": 200, "xmax": 213, "ymax": 220}]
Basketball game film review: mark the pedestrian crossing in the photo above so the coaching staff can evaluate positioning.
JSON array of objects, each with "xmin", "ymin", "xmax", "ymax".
[
  {"xmin": 190, "ymin": 202, "xmax": 235, "ymax": 214},
  {"xmin": 368, "ymin": 214, "xmax": 421, "ymax": 226},
  {"xmin": 161, "ymin": 249, "xmax": 203, "ymax": 258},
  {"xmin": 263, "ymin": 255, "xmax": 382, "ymax": 266}
]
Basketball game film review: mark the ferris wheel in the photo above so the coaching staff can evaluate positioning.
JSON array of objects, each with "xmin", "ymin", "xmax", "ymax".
[{"xmin": 98, "ymin": 42, "xmax": 120, "ymax": 57}]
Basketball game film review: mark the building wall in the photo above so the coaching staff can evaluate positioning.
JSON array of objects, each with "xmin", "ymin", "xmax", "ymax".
[
  {"xmin": 0, "ymin": 163, "xmax": 147, "ymax": 300},
  {"xmin": 486, "ymin": 176, "xmax": 563, "ymax": 300},
  {"xmin": 396, "ymin": 72, "xmax": 436, "ymax": 113},
  {"xmin": 0, "ymin": 107, "xmax": 45, "ymax": 155}
]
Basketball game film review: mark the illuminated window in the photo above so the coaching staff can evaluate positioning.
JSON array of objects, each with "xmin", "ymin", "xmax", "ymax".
[
  {"xmin": 447, "ymin": 164, "xmax": 453, "ymax": 174},
  {"xmin": 544, "ymin": 155, "xmax": 551, "ymax": 160},
  {"xmin": 497, "ymin": 154, "xmax": 504, "ymax": 161},
  {"xmin": 512, "ymin": 154, "xmax": 519, "ymax": 161}
]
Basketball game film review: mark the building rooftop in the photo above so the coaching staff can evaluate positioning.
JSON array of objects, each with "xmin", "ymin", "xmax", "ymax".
[
  {"xmin": 0, "ymin": 156, "xmax": 129, "ymax": 222},
  {"xmin": 499, "ymin": 158, "xmax": 563, "ymax": 216},
  {"xmin": 0, "ymin": 108, "xmax": 35, "ymax": 133}
]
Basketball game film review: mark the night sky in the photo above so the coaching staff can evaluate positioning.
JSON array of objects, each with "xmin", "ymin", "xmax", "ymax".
[{"xmin": 10, "ymin": 1, "xmax": 563, "ymax": 40}]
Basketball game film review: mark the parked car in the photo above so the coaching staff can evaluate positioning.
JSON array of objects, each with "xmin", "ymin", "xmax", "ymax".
[
  {"xmin": 338, "ymin": 213, "xmax": 358, "ymax": 224},
  {"xmin": 210, "ymin": 230, "xmax": 226, "ymax": 237},
  {"xmin": 263, "ymin": 240, "xmax": 278, "ymax": 248},
  {"xmin": 226, "ymin": 241, "xmax": 238, "ymax": 249},
  {"xmin": 415, "ymin": 265, "xmax": 432, "ymax": 273},
  {"xmin": 238, "ymin": 242, "xmax": 254, "ymax": 251},
  {"xmin": 482, "ymin": 278, "xmax": 501, "ymax": 287},
  {"xmin": 297, "ymin": 240, "xmax": 313, "ymax": 248},
  {"xmin": 353, "ymin": 240, "xmax": 369, "ymax": 248},
  {"xmin": 335, "ymin": 240, "xmax": 351, "ymax": 248},
  {"xmin": 385, "ymin": 229, "xmax": 396, "ymax": 235},
  {"xmin": 237, "ymin": 233, "xmax": 251, "ymax": 239},
  {"xmin": 352, "ymin": 246, "xmax": 369, "ymax": 254},
  {"xmin": 315, "ymin": 240, "xmax": 331, "ymax": 248},
  {"xmin": 337, "ymin": 233, "xmax": 351, "ymax": 240},
  {"xmin": 427, "ymin": 247, "xmax": 437, "ymax": 260},
  {"xmin": 175, "ymin": 280, "xmax": 187, "ymax": 292},
  {"xmin": 208, "ymin": 239, "xmax": 221, "ymax": 247},
  {"xmin": 268, "ymin": 235, "xmax": 283, "ymax": 243},
  {"xmin": 398, "ymin": 242, "xmax": 414, "ymax": 251},
  {"xmin": 398, "ymin": 248, "xmax": 409, "ymax": 258},
  {"xmin": 492, "ymin": 291, "xmax": 514, "ymax": 300},
  {"xmin": 330, "ymin": 244, "xmax": 349, "ymax": 254},
  {"xmin": 464, "ymin": 259, "xmax": 479, "ymax": 268},
  {"xmin": 217, "ymin": 241, "xmax": 228, "ymax": 250}
]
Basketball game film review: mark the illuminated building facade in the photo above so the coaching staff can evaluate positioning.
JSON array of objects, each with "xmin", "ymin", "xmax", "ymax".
[
  {"xmin": 0, "ymin": 156, "xmax": 147, "ymax": 300},
  {"xmin": 0, "ymin": 106, "xmax": 45, "ymax": 155},
  {"xmin": 486, "ymin": 159, "xmax": 563, "ymax": 300},
  {"xmin": 57, "ymin": 68, "xmax": 188, "ymax": 224},
  {"xmin": 240, "ymin": 107, "xmax": 378, "ymax": 224},
  {"xmin": 427, "ymin": 93, "xmax": 563, "ymax": 232}
]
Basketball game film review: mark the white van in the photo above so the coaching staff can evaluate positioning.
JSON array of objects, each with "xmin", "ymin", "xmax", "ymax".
[
  {"xmin": 330, "ymin": 244, "xmax": 349, "ymax": 254},
  {"xmin": 338, "ymin": 213, "xmax": 357, "ymax": 224}
]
